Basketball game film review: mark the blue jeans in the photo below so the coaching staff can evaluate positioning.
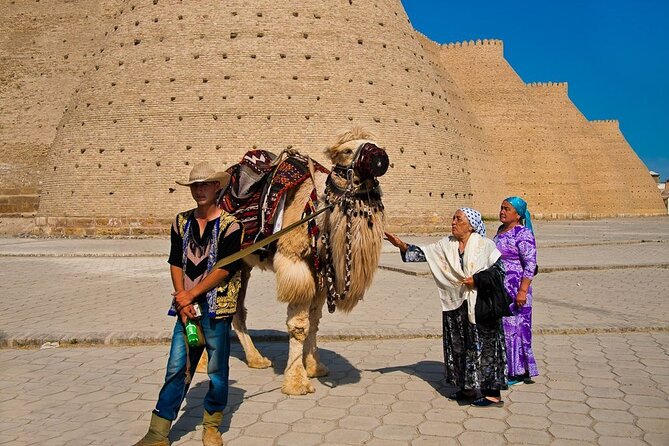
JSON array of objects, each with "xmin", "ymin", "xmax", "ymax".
[{"xmin": 153, "ymin": 314, "xmax": 231, "ymax": 421}]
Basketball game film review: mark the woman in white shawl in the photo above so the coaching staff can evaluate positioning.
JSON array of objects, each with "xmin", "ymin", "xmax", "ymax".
[{"xmin": 385, "ymin": 208, "xmax": 508, "ymax": 406}]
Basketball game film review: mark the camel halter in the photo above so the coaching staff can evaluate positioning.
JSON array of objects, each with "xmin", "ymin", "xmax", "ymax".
[{"xmin": 322, "ymin": 152, "xmax": 385, "ymax": 314}]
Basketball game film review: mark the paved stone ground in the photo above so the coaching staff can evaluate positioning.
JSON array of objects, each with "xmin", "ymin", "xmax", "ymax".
[
  {"xmin": 0, "ymin": 216, "xmax": 668, "ymax": 445},
  {"xmin": 1, "ymin": 334, "xmax": 669, "ymax": 446}
]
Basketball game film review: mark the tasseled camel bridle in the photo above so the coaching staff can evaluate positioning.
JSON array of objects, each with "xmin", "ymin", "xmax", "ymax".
[{"xmin": 321, "ymin": 142, "xmax": 388, "ymax": 313}]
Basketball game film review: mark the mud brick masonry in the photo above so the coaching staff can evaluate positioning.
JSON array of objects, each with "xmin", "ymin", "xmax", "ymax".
[{"xmin": 0, "ymin": 0, "xmax": 664, "ymax": 235}]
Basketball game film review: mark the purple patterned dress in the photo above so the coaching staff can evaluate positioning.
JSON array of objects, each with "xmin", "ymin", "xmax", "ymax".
[{"xmin": 493, "ymin": 225, "xmax": 539, "ymax": 378}]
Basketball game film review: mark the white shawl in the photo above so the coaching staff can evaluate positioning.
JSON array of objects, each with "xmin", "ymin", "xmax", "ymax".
[{"xmin": 421, "ymin": 233, "xmax": 501, "ymax": 324}]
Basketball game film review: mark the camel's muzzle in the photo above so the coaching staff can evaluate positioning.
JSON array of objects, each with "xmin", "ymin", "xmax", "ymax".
[{"xmin": 354, "ymin": 143, "xmax": 389, "ymax": 179}]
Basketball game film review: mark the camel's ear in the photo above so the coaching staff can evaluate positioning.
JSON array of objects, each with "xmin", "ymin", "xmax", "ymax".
[{"xmin": 323, "ymin": 144, "xmax": 337, "ymax": 161}]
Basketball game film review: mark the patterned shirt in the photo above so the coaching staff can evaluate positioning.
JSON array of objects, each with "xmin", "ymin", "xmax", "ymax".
[{"xmin": 168, "ymin": 211, "xmax": 243, "ymax": 316}]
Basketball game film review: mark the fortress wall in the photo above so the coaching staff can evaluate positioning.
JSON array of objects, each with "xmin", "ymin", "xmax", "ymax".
[
  {"xmin": 38, "ymin": 0, "xmax": 474, "ymax": 234},
  {"xmin": 528, "ymin": 83, "xmax": 664, "ymax": 216},
  {"xmin": 588, "ymin": 120, "xmax": 665, "ymax": 215},
  {"xmin": 0, "ymin": 1, "xmax": 117, "ymax": 214},
  {"xmin": 2, "ymin": 2, "xmax": 663, "ymax": 233},
  {"xmin": 526, "ymin": 82, "xmax": 611, "ymax": 215},
  {"xmin": 416, "ymin": 34, "xmax": 503, "ymax": 217},
  {"xmin": 439, "ymin": 40, "xmax": 588, "ymax": 217}
]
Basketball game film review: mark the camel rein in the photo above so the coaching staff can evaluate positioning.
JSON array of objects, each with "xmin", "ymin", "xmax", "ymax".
[{"xmin": 210, "ymin": 202, "xmax": 334, "ymax": 270}]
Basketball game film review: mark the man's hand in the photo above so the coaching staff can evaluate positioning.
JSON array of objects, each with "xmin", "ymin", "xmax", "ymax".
[
  {"xmin": 173, "ymin": 289, "xmax": 195, "ymax": 308},
  {"xmin": 178, "ymin": 304, "xmax": 197, "ymax": 323},
  {"xmin": 461, "ymin": 276, "xmax": 475, "ymax": 288}
]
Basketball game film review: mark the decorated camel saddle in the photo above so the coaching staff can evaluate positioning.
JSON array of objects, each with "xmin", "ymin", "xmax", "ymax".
[{"xmin": 217, "ymin": 149, "xmax": 329, "ymax": 250}]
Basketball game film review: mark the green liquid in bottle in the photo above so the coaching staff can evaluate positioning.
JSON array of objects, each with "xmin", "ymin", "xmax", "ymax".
[{"xmin": 185, "ymin": 320, "xmax": 200, "ymax": 347}]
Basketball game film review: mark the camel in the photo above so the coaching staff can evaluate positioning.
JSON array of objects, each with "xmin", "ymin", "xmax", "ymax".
[{"xmin": 212, "ymin": 128, "xmax": 389, "ymax": 395}]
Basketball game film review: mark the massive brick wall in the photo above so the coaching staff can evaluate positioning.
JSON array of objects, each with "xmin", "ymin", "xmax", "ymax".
[
  {"xmin": 416, "ymin": 34, "xmax": 503, "ymax": 217},
  {"xmin": 0, "ymin": 1, "xmax": 664, "ymax": 234},
  {"xmin": 439, "ymin": 39, "xmax": 663, "ymax": 218},
  {"xmin": 37, "ymin": 0, "xmax": 476, "ymax": 234},
  {"xmin": 588, "ymin": 120, "xmax": 664, "ymax": 215},
  {"xmin": 0, "ymin": 1, "xmax": 118, "ymax": 215},
  {"xmin": 440, "ymin": 40, "xmax": 590, "ymax": 218}
]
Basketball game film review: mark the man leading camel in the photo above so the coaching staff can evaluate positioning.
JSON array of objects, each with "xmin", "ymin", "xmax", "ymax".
[{"xmin": 133, "ymin": 162, "xmax": 243, "ymax": 446}]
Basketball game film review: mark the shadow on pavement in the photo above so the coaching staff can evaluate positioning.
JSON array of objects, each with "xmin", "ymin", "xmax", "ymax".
[
  {"xmin": 170, "ymin": 380, "xmax": 245, "ymax": 441},
  {"xmin": 370, "ymin": 360, "xmax": 471, "ymax": 405},
  {"xmin": 230, "ymin": 342, "xmax": 361, "ymax": 387}
]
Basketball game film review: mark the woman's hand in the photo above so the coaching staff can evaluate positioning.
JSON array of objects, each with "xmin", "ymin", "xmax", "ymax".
[
  {"xmin": 384, "ymin": 232, "xmax": 408, "ymax": 253},
  {"xmin": 515, "ymin": 290, "xmax": 528, "ymax": 307},
  {"xmin": 461, "ymin": 276, "xmax": 475, "ymax": 288}
]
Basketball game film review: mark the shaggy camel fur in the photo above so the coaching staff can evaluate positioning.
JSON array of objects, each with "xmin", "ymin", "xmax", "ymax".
[{"xmin": 201, "ymin": 128, "xmax": 387, "ymax": 395}]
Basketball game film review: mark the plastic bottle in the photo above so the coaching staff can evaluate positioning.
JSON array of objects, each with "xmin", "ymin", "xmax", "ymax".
[
  {"xmin": 184, "ymin": 303, "xmax": 203, "ymax": 347},
  {"xmin": 185, "ymin": 320, "xmax": 200, "ymax": 347}
]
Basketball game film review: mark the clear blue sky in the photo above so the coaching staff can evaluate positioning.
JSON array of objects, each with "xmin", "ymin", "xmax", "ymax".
[{"xmin": 402, "ymin": 0, "xmax": 669, "ymax": 181}]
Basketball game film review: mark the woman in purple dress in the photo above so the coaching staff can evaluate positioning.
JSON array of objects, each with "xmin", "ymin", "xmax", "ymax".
[{"xmin": 494, "ymin": 196, "xmax": 539, "ymax": 385}]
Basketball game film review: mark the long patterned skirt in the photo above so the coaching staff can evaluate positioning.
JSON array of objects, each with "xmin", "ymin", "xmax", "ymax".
[
  {"xmin": 442, "ymin": 302, "xmax": 507, "ymax": 391},
  {"xmin": 503, "ymin": 305, "xmax": 539, "ymax": 377}
]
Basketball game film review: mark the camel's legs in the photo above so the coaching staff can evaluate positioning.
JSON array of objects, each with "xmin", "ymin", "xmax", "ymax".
[
  {"xmin": 304, "ymin": 290, "xmax": 329, "ymax": 378},
  {"xmin": 282, "ymin": 301, "xmax": 315, "ymax": 395},
  {"xmin": 232, "ymin": 265, "xmax": 272, "ymax": 369}
]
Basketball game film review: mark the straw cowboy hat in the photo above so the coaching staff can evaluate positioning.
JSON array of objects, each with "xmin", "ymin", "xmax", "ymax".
[{"xmin": 175, "ymin": 162, "xmax": 231, "ymax": 189}]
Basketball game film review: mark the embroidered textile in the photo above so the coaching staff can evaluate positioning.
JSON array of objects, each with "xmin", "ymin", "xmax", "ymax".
[
  {"xmin": 218, "ymin": 149, "xmax": 328, "ymax": 249},
  {"xmin": 168, "ymin": 210, "xmax": 243, "ymax": 319},
  {"xmin": 442, "ymin": 303, "xmax": 507, "ymax": 391}
]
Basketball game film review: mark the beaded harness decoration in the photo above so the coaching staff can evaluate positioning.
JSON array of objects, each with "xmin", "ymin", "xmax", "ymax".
[{"xmin": 321, "ymin": 145, "xmax": 385, "ymax": 313}]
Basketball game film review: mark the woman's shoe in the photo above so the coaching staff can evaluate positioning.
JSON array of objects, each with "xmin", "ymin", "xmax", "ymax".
[
  {"xmin": 471, "ymin": 397, "xmax": 504, "ymax": 407},
  {"xmin": 523, "ymin": 377, "xmax": 535, "ymax": 385},
  {"xmin": 507, "ymin": 379, "xmax": 521, "ymax": 386}
]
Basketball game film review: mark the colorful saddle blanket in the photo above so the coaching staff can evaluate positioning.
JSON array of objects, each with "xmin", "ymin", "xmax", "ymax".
[{"xmin": 218, "ymin": 149, "xmax": 329, "ymax": 249}]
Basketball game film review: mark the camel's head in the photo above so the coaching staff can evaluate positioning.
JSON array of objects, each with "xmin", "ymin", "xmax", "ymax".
[{"xmin": 325, "ymin": 127, "xmax": 389, "ymax": 186}]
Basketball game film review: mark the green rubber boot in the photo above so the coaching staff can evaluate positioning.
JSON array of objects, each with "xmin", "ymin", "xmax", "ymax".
[
  {"xmin": 132, "ymin": 413, "xmax": 171, "ymax": 446},
  {"xmin": 202, "ymin": 410, "xmax": 224, "ymax": 446}
]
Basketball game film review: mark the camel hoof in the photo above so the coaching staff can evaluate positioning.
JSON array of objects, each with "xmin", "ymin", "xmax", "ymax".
[
  {"xmin": 306, "ymin": 362, "xmax": 329, "ymax": 378},
  {"xmin": 247, "ymin": 356, "xmax": 272, "ymax": 369},
  {"xmin": 281, "ymin": 378, "xmax": 314, "ymax": 395}
]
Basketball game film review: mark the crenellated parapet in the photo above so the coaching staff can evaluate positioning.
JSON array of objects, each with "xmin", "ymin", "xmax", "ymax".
[
  {"xmin": 527, "ymin": 81, "xmax": 568, "ymax": 93},
  {"xmin": 442, "ymin": 39, "xmax": 504, "ymax": 52},
  {"xmin": 590, "ymin": 119, "xmax": 620, "ymax": 130}
]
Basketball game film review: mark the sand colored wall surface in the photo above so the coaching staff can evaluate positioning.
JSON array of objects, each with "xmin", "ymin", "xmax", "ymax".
[
  {"xmin": 0, "ymin": 1, "xmax": 664, "ymax": 234},
  {"xmin": 416, "ymin": 34, "xmax": 504, "ymax": 216},
  {"xmin": 0, "ymin": 1, "xmax": 120, "ymax": 213},
  {"xmin": 440, "ymin": 41, "xmax": 589, "ymax": 218},
  {"xmin": 439, "ymin": 39, "xmax": 663, "ymax": 218},
  {"xmin": 35, "ymin": 0, "xmax": 477, "ymax": 234}
]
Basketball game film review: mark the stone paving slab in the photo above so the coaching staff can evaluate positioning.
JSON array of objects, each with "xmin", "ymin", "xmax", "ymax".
[
  {"xmin": 1, "ymin": 216, "xmax": 666, "ymax": 257},
  {"xmin": 2, "ymin": 257, "xmax": 668, "ymax": 347},
  {"xmin": 1, "ymin": 332, "xmax": 668, "ymax": 445}
]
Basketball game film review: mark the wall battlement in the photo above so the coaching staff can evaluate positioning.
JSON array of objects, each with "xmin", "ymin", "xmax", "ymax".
[
  {"xmin": 443, "ymin": 39, "xmax": 503, "ymax": 49},
  {"xmin": 527, "ymin": 81, "xmax": 568, "ymax": 92},
  {"xmin": 590, "ymin": 119, "xmax": 620, "ymax": 129}
]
